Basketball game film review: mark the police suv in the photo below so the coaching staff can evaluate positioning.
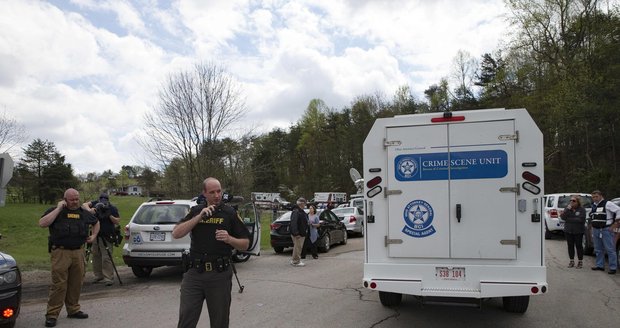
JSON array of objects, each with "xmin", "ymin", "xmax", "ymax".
[{"xmin": 122, "ymin": 198, "xmax": 261, "ymax": 277}]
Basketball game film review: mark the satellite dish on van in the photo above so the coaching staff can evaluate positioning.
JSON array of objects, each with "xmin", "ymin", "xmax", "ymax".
[
  {"xmin": 349, "ymin": 168, "xmax": 364, "ymax": 194},
  {"xmin": 349, "ymin": 168, "xmax": 361, "ymax": 182}
]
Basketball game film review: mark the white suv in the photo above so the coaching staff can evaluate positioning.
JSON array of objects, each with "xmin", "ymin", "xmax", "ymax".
[
  {"xmin": 122, "ymin": 199, "xmax": 196, "ymax": 278},
  {"xmin": 122, "ymin": 198, "xmax": 262, "ymax": 278}
]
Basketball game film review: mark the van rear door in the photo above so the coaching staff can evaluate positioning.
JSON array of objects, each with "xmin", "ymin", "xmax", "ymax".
[{"xmin": 385, "ymin": 119, "xmax": 517, "ymax": 260}]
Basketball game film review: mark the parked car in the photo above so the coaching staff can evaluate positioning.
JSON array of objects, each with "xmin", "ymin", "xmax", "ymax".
[
  {"xmin": 122, "ymin": 199, "xmax": 197, "ymax": 278},
  {"xmin": 0, "ymin": 235, "xmax": 21, "ymax": 328},
  {"xmin": 543, "ymin": 193, "xmax": 594, "ymax": 253},
  {"xmin": 270, "ymin": 209, "xmax": 347, "ymax": 253},
  {"xmin": 331, "ymin": 206, "xmax": 364, "ymax": 236},
  {"xmin": 122, "ymin": 198, "xmax": 261, "ymax": 278}
]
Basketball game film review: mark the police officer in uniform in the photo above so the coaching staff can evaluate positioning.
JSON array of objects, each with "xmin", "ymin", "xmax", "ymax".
[
  {"xmin": 172, "ymin": 177, "xmax": 250, "ymax": 328},
  {"xmin": 83, "ymin": 192, "xmax": 121, "ymax": 285},
  {"xmin": 590, "ymin": 190, "xmax": 620, "ymax": 274},
  {"xmin": 38, "ymin": 188, "xmax": 100, "ymax": 327}
]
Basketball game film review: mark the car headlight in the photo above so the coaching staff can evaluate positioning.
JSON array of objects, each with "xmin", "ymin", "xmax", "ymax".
[{"xmin": 0, "ymin": 269, "xmax": 19, "ymax": 285}]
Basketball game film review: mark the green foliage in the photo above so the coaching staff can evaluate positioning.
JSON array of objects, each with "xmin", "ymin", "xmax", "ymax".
[
  {"xmin": 11, "ymin": 139, "xmax": 78, "ymax": 204},
  {"xmin": 0, "ymin": 195, "xmax": 147, "ymax": 270}
]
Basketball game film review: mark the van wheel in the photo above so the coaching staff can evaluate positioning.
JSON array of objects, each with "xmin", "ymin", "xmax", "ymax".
[
  {"xmin": 502, "ymin": 296, "xmax": 529, "ymax": 313},
  {"xmin": 273, "ymin": 247, "xmax": 284, "ymax": 253},
  {"xmin": 379, "ymin": 291, "xmax": 402, "ymax": 307},
  {"xmin": 131, "ymin": 266, "xmax": 153, "ymax": 278}
]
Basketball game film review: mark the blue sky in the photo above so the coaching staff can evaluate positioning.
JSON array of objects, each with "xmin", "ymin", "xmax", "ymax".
[{"xmin": 0, "ymin": 0, "xmax": 510, "ymax": 174}]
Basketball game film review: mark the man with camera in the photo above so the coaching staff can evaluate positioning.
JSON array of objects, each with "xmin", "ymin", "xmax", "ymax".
[
  {"xmin": 83, "ymin": 192, "xmax": 121, "ymax": 285},
  {"xmin": 172, "ymin": 177, "xmax": 250, "ymax": 328}
]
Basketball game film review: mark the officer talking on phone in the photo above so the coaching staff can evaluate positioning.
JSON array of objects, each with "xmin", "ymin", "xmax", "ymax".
[
  {"xmin": 38, "ymin": 188, "xmax": 99, "ymax": 327},
  {"xmin": 172, "ymin": 177, "xmax": 250, "ymax": 328}
]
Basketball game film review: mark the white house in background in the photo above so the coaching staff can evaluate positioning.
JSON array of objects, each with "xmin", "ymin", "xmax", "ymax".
[{"xmin": 126, "ymin": 185, "xmax": 142, "ymax": 196}]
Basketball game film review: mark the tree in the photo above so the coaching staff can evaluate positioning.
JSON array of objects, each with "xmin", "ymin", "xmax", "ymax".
[
  {"xmin": 424, "ymin": 79, "xmax": 451, "ymax": 112},
  {"xmin": 504, "ymin": 0, "xmax": 620, "ymax": 194},
  {"xmin": 14, "ymin": 139, "xmax": 77, "ymax": 203},
  {"xmin": 137, "ymin": 168, "xmax": 159, "ymax": 197},
  {"xmin": 450, "ymin": 50, "xmax": 479, "ymax": 110},
  {"xmin": 140, "ymin": 62, "xmax": 247, "ymax": 192},
  {"xmin": 0, "ymin": 110, "xmax": 26, "ymax": 155}
]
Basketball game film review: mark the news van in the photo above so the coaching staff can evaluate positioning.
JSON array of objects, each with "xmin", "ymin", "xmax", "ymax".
[{"xmin": 361, "ymin": 108, "xmax": 546, "ymax": 313}]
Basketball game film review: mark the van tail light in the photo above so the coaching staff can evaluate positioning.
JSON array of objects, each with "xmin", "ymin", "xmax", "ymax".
[
  {"xmin": 124, "ymin": 225, "xmax": 129, "ymax": 240},
  {"xmin": 548, "ymin": 209, "xmax": 558, "ymax": 218},
  {"xmin": 349, "ymin": 216, "xmax": 357, "ymax": 223}
]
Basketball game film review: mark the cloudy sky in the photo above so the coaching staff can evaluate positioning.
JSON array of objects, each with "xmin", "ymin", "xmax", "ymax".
[{"xmin": 0, "ymin": 0, "xmax": 510, "ymax": 174}]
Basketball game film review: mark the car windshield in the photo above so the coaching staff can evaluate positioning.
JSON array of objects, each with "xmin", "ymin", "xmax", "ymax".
[
  {"xmin": 557, "ymin": 195, "xmax": 592, "ymax": 208},
  {"xmin": 132, "ymin": 204, "xmax": 189, "ymax": 224}
]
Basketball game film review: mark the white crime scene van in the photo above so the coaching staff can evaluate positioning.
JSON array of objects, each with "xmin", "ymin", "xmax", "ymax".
[{"xmin": 361, "ymin": 108, "xmax": 546, "ymax": 313}]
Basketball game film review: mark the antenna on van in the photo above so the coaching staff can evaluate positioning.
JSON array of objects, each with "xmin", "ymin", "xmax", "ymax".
[{"xmin": 349, "ymin": 168, "xmax": 364, "ymax": 194}]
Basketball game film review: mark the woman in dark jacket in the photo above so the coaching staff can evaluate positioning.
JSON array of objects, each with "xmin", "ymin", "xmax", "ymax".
[{"xmin": 560, "ymin": 195, "xmax": 586, "ymax": 268}]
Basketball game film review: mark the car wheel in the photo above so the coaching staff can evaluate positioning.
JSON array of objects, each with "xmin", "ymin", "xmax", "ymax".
[
  {"xmin": 341, "ymin": 229, "xmax": 348, "ymax": 245},
  {"xmin": 319, "ymin": 234, "xmax": 331, "ymax": 253},
  {"xmin": 131, "ymin": 266, "xmax": 153, "ymax": 278},
  {"xmin": 544, "ymin": 222, "xmax": 553, "ymax": 239},
  {"xmin": 231, "ymin": 252, "xmax": 251, "ymax": 263},
  {"xmin": 502, "ymin": 296, "xmax": 529, "ymax": 313},
  {"xmin": 379, "ymin": 291, "xmax": 402, "ymax": 307},
  {"xmin": 359, "ymin": 224, "xmax": 364, "ymax": 237},
  {"xmin": 273, "ymin": 246, "xmax": 284, "ymax": 253},
  {"xmin": 0, "ymin": 319, "xmax": 16, "ymax": 328}
]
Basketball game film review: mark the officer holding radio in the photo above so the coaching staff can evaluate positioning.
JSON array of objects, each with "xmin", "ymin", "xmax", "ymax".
[{"xmin": 172, "ymin": 177, "xmax": 250, "ymax": 328}]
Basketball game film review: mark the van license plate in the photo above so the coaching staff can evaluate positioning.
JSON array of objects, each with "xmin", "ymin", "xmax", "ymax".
[
  {"xmin": 436, "ymin": 267, "xmax": 465, "ymax": 281},
  {"xmin": 150, "ymin": 232, "xmax": 166, "ymax": 241}
]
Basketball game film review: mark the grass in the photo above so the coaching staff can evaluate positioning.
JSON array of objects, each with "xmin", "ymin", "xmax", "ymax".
[
  {"xmin": 0, "ymin": 196, "xmax": 147, "ymax": 271},
  {"xmin": 0, "ymin": 196, "xmax": 274, "ymax": 270}
]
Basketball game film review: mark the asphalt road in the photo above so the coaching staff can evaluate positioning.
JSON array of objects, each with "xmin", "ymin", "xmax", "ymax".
[{"xmin": 16, "ymin": 235, "xmax": 620, "ymax": 328}]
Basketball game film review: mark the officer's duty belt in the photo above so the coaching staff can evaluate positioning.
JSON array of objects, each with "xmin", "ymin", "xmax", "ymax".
[{"xmin": 188, "ymin": 257, "xmax": 230, "ymax": 273}]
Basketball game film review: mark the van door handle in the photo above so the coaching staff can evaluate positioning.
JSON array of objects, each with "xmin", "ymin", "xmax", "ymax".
[{"xmin": 456, "ymin": 204, "xmax": 462, "ymax": 222}]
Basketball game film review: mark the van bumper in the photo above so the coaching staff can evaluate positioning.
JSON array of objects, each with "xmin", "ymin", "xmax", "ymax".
[{"xmin": 363, "ymin": 263, "xmax": 547, "ymax": 298}]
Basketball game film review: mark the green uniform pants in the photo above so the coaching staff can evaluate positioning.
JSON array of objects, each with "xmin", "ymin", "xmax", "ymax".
[
  {"xmin": 177, "ymin": 268, "xmax": 233, "ymax": 328},
  {"xmin": 46, "ymin": 247, "xmax": 85, "ymax": 319}
]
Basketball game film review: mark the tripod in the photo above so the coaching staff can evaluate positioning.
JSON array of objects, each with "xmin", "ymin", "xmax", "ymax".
[
  {"xmin": 96, "ymin": 235, "xmax": 123, "ymax": 285},
  {"xmin": 230, "ymin": 261, "xmax": 244, "ymax": 293}
]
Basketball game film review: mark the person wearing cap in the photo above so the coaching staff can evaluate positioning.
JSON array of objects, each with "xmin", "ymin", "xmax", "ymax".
[
  {"xmin": 290, "ymin": 197, "xmax": 309, "ymax": 267},
  {"xmin": 83, "ymin": 192, "xmax": 121, "ymax": 285}
]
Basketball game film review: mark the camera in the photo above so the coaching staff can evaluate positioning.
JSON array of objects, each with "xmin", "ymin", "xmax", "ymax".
[
  {"xmin": 222, "ymin": 192, "xmax": 243, "ymax": 204},
  {"xmin": 95, "ymin": 202, "xmax": 109, "ymax": 211}
]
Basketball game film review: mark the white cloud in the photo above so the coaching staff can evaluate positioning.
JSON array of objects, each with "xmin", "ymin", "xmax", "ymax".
[{"xmin": 0, "ymin": 0, "xmax": 511, "ymax": 174}]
